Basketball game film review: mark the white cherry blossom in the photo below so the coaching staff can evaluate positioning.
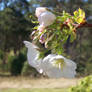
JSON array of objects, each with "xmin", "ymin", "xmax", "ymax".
[
  {"xmin": 35, "ymin": 7, "xmax": 47, "ymax": 18},
  {"xmin": 24, "ymin": 41, "xmax": 77, "ymax": 78},
  {"xmin": 35, "ymin": 7, "xmax": 56, "ymax": 32},
  {"xmin": 38, "ymin": 11, "xmax": 56, "ymax": 27}
]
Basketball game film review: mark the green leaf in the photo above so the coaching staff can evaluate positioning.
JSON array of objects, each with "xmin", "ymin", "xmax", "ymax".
[
  {"xmin": 77, "ymin": 17, "xmax": 84, "ymax": 24},
  {"xmin": 74, "ymin": 11, "xmax": 78, "ymax": 17},
  {"xmin": 70, "ymin": 32, "xmax": 76, "ymax": 42},
  {"xmin": 74, "ymin": 8, "xmax": 85, "ymax": 18},
  {"xmin": 79, "ymin": 8, "xmax": 85, "ymax": 18},
  {"xmin": 33, "ymin": 26, "xmax": 38, "ymax": 30},
  {"xmin": 31, "ymin": 20, "xmax": 39, "ymax": 24},
  {"xmin": 73, "ymin": 8, "xmax": 86, "ymax": 24}
]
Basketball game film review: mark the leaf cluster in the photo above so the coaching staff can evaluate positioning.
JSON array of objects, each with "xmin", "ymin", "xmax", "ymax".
[
  {"xmin": 31, "ymin": 8, "xmax": 86, "ymax": 58},
  {"xmin": 69, "ymin": 75, "xmax": 92, "ymax": 92}
]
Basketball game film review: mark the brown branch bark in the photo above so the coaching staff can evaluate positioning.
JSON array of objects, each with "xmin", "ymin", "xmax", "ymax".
[
  {"xmin": 61, "ymin": 22, "xmax": 92, "ymax": 31},
  {"xmin": 75, "ymin": 22, "xmax": 92, "ymax": 29}
]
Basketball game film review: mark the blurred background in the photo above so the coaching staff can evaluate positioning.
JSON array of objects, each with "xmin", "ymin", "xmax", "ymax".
[{"xmin": 0, "ymin": 0, "xmax": 92, "ymax": 78}]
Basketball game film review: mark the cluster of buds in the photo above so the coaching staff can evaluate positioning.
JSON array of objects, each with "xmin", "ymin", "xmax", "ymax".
[{"xmin": 34, "ymin": 7, "xmax": 56, "ymax": 43}]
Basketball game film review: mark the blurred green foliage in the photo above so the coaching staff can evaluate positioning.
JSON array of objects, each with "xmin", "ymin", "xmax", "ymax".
[
  {"xmin": 0, "ymin": 50, "xmax": 4, "ymax": 60},
  {"xmin": 21, "ymin": 61, "xmax": 40, "ymax": 77},
  {"xmin": 10, "ymin": 52, "xmax": 26, "ymax": 76},
  {"xmin": 69, "ymin": 75, "xmax": 92, "ymax": 92}
]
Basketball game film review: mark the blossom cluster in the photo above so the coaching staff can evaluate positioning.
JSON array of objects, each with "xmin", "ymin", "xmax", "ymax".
[
  {"xmin": 31, "ymin": 7, "xmax": 86, "ymax": 55},
  {"xmin": 24, "ymin": 7, "xmax": 86, "ymax": 78}
]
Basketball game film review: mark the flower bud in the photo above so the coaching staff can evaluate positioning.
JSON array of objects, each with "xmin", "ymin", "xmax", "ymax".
[
  {"xmin": 38, "ymin": 11, "xmax": 56, "ymax": 27},
  {"xmin": 39, "ymin": 34, "xmax": 45, "ymax": 44},
  {"xmin": 38, "ymin": 24, "xmax": 45, "ymax": 32},
  {"xmin": 35, "ymin": 7, "xmax": 47, "ymax": 17}
]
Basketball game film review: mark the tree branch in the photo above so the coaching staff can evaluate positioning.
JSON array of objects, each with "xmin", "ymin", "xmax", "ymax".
[{"xmin": 75, "ymin": 22, "xmax": 92, "ymax": 30}]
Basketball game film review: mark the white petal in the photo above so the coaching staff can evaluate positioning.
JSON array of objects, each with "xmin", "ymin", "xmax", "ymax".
[
  {"xmin": 64, "ymin": 59, "xmax": 77, "ymax": 70},
  {"xmin": 24, "ymin": 41, "xmax": 41, "ymax": 68},
  {"xmin": 38, "ymin": 11, "xmax": 56, "ymax": 27},
  {"xmin": 38, "ymin": 24, "xmax": 45, "ymax": 32},
  {"xmin": 35, "ymin": 7, "xmax": 47, "ymax": 17},
  {"xmin": 41, "ymin": 54, "xmax": 77, "ymax": 78}
]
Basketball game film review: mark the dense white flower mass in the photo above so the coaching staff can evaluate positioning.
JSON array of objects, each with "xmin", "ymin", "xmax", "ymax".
[
  {"xmin": 24, "ymin": 41, "xmax": 77, "ymax": 78},
  {"xmin": 35, "ymin": 7, "xmax": 56, "ymax": 32}
]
